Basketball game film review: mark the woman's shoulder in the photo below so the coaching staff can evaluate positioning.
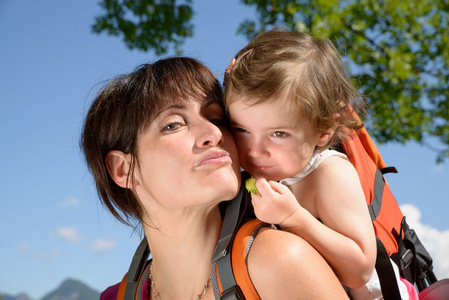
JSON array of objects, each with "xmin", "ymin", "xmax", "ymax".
[
  {"xmin": 249, "ymin": 226, "xmax": 316, "ymax": 268},
  {"xmin": 232, "ymin": 219, "xmax": 327, "ymax": 268},
  {"xmin": 247, "ymin": 226, "xmax": 349, "ymax": 299}
]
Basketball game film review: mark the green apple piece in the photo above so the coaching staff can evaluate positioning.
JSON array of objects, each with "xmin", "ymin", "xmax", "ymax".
[{"xmin": 245, "ymin": 177, "xmax": 259, "ymax": 195}]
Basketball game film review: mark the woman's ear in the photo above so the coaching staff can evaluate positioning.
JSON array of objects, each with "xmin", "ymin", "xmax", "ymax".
[
  {"xmin": 316, "ymin": 128, "xmax": 335, "ymax": 147},
  {"xmin": 106, "ymin": 150, "xmax": 134, "ymax": 188}
]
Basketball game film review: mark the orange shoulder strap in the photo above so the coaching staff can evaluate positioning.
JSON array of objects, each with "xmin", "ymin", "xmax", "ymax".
[
  {"xmin": 116, "ymin": 274, "xmax": 127, "ymax": 300},
  {"xmin": 216, "ymin": 219, "xmax": 269, "ymax": 299},
  {"xmin": 116, "ymin": 261, "xmax": 151, "ymax": 300}
]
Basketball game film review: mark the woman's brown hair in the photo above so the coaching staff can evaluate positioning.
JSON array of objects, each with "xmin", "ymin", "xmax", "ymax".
[{"xmin": 81, "ymin": 57, "xmax": 223, "ymax": 226}]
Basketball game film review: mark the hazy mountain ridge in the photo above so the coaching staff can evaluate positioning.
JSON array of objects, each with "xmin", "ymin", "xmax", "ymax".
[
  {"xmin": 1, "ymin": 279, "xmax": 100, "ymax": 300},
  {"xmin": 1, "ymin": 293, "xmax": 33, "ymax": 300}
]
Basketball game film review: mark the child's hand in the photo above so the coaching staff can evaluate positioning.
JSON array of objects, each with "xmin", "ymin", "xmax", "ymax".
[{"xmin": 251, "ymin": 178, "xmax": 301, "ymax": 225}]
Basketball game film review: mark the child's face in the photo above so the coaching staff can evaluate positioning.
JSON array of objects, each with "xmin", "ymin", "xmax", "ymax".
[{"xmin": 228, "ymin": 98, "xmax": 326, "ymax": 181}]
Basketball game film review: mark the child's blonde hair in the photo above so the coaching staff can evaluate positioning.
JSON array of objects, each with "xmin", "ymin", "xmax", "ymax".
[{"xmin": 224, "ymin": 29, "xmax": 365, "ymax": 149}]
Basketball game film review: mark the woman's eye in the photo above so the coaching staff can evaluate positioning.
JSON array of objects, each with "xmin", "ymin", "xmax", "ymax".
[
  {"xmin": 272, "ymin": 131, "xmax": 287, "ymax": 137},
  {"xmin": 162, "ymin": 122, "xmax": 182, "ymax": 131},
  {"xmin": 210, "ymin": 118, "xmax": 227, "ymax": 127}
]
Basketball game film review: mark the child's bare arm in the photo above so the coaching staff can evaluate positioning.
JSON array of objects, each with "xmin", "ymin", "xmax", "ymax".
[{"xmin": 280, "ymin": 156, "xmax": 376, "ymax": 288}]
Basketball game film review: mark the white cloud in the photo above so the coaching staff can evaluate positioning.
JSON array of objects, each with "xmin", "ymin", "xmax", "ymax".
[
  {"xmin": 400, "ymin": 204, "xmax": 449, "ymax": 280},
  {"xmin": 34, "ymin": 249, "xmax": 61, "ymax": 261},
  {"xmin": 17, "ymin": 242, "xmax": 30, "ymax": 254},
  {"xmin": 55, "ymin": 227, "xmax": 83, "ymax": 243},
  {"xmin": 58, "ymin": 197, "xmax": 80, "ymax": 209},
  {"xmin": 431, "ymin": 162, "xmax": 446, "ymax": 174},
  {"xmin": 17, "ymin": 243, "xmax": 60, "ymax": 261},
  {"xmin": 88, "ymin": 238, "xmax": 117, "ymax": 254}
]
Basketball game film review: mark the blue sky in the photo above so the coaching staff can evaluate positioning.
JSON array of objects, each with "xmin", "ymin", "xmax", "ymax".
[{"xmin": 1, "ymin": 1, "xmax": 448, "ymax": 299}]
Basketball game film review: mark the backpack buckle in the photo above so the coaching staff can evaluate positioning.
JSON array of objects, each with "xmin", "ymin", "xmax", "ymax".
[
  {"xmin": 400, "ymin": 248, "xmax": 413, "ymax": 271},
  {"xmin": 221, "ymin": 285, "xmax": 244, "ymax": 300}
]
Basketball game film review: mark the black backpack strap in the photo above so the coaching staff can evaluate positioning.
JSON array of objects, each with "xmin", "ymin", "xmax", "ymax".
[
  {"xmin": 123, "ymin": 237, "xmax": 151, "ymax": 299},
  {"xmin": 216, "ymin": 254, "xmax": 244, "ymax": 299},
  {"xmin": 380, "ymin": 166, "xmax": 398, "ymax": 175},
  {"xmin": 211, "ymin": 178, "xmax": 248, "ymax": 299},
  {"xmin": 368, "ymin": 169, "xmax": 404, "ymax": 299},
  {"xmin": 375, "ymin": 237, "xmax": 403, "ymax": 300},
  {"xmin": 395, "ymin": 216, "xmax": 437, "ymax": 291},
  {"xmin": 396, "ymin": 217, "xmax": 417, "ymax": 284},
  {"xmin": 212, "ymin": 185, "xmax": 246, "ymax": 262}
]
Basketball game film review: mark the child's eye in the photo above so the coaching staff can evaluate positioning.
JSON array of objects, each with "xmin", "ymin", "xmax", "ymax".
[
  {"xmin": 272, "ymin": 131, "xmax": 288, "ymax": 137},
  {"xmin": 232, "ymin": 127, "xmax": 248, "ymax": 133}
]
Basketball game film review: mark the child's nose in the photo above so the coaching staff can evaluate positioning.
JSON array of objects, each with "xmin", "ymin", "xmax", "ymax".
[{"xmin": 248, "ymin": 138, "xmax": 268, "ymax": 157}]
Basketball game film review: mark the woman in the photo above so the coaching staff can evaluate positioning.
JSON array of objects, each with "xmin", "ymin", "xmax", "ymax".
[{"xmin": 81, "ymin": 57, "xmax": 349, "ymax": 299}]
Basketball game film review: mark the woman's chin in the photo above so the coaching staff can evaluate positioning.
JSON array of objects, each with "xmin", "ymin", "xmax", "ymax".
[{"xmin": 209, "ymin": 172, "xmax": 240, "ymax": 199}]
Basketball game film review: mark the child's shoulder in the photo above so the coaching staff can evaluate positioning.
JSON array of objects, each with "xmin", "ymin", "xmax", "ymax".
[
  {"xmin": 313, "ymin": 151, "xmax": 357, "ymax": 179},
  {"xmin": 316, "ymin": 149, "xmax": 352, "ymax": 168}
]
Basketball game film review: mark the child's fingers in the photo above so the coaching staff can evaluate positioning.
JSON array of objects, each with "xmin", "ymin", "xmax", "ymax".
[
  {"xmin": 255, "ymin": 178, "xmax": 274, "ymax": 197},
  {"xmin": 252, "ymin": 178, "xmax": 299, "ymax": 225},
  {"xmin": 267, "ymin": 180, "xmax": 292, "ymax": 195},
  {"xmin": 250, "ymin": 192, "xmax": 264, "ymax": 217}
]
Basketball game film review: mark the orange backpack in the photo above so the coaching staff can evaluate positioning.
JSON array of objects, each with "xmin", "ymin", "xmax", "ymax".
[
  {"xmin": 340, "ymin": 115, "xmax": 440, "ymax": 299},
  {"xmin": 342, "ymin": 124, "xmax": 403, "ymax": 256}
]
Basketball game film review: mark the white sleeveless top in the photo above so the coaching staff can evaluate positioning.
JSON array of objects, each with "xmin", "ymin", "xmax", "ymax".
[{"xmin": 279, "ymin": 149, "xmax": 348, "ymax": 186}]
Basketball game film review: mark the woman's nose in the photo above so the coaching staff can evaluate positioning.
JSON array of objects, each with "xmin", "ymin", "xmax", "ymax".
[{"xmin": 197, "ymin": 120, "xmax": 223, "ymax": 147}]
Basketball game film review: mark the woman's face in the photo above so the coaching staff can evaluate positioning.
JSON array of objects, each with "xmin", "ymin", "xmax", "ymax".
[{"xmin": 133, "ymin": 98, "xmax": 240, "ymax": 211}]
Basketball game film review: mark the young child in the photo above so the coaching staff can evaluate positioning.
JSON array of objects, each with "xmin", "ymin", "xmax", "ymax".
[{"xmin": 223, "ymin": 29, "xmax": 417, "ymax": 300}]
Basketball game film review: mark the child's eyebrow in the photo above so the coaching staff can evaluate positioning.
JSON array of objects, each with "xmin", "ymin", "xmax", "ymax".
[{"xmin": 229, "ymin": 120, "xmax": 243, "ymax": 127}]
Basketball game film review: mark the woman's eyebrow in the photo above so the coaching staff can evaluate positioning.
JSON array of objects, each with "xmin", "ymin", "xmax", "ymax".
[
  {"xmin": 154, "ymin": 104, "xmax": 186, "ymax": 119},
  {"xmin": 204, "ymin": 98, "xmax": 225, "ymax": 108}
]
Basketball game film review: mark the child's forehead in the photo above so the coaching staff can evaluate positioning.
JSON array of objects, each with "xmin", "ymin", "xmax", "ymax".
[
  {"xmin": 230, "ymin": 97, "xmax": 302, "ymax": 121},
  {"xmin": 229, "ymin": 100, "xmax": 317, "ymax": 135},
  {"xmin": 228, "ymin": 91, "xmax": 302, "ymax": 114}
]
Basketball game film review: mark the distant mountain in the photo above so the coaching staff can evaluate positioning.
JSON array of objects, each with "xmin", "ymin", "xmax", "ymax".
[
  {"xmin": 0, "ymin": 278, "xmax": 100, "ymax": 300},
  {"xmin": 39, "ymin": 279, "xmax": 100, "ymax": 300},
  {"xmin": 1, "ymin": 293, "xmax": 33, "ymax": 300}
]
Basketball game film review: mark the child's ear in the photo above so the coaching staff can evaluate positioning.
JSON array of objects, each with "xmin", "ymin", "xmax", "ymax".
[
  {"xmin": 316, "ymin": 128, "xmax": 335, "ymax": 147},
  {"xmin": 105, "ymin": 150, "xmax": 137, "ymax": 188}
]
